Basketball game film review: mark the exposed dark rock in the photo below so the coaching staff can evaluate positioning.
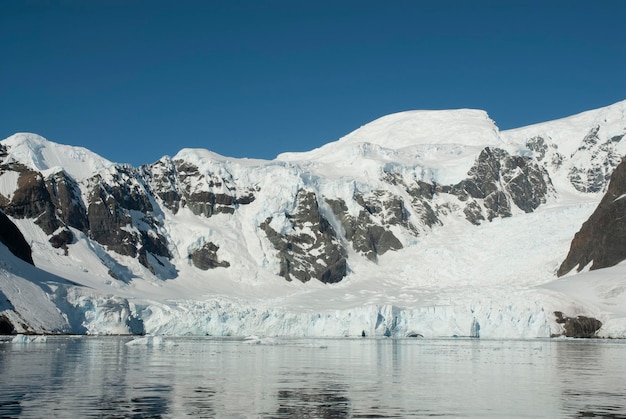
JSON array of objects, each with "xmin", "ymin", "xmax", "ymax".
[
  {"xmin": 49, "ymin": 228, "xmax": 74, "ymax": 252},
  {"xmin": 87, "ymin": 184, "xmax": 137, "ymax": 257},
  {"xmin": 236, "ymin": 193, "xmax": 256, "ymax": 205},
  {"xmin": 144, "ymin": 158, "xmax": 182, "ymax": 213},
  {"xmin": 568, "ymin": 126, "xmax": 622, "ymax": 193},
  {"xmin": 326, "ymin": 197, "xmax": 402, "ymax": 262},
  {"xmin": 384, "ymin": 147, "xmax": 554, "ymax": 228},
  {"xmin": 504, "ymin": 155, "xmax": 552, "ymax": 212},
  {"xmin": 526, "ymin": 136, "xmax": 564, "ymax": 169},
  {"xmin": 0, "ymin": 158, "xmax": 174, "ymax": 278},
  {"xmin": 526, "ymin": 136, "xmax": 550, "ymax": 161},
  {"xmin": 405, "ymin": 181, "xmax": 440, "ymax": 228},
  {"xmin": 444, "ymin": 147, "xmax": 554, "ymax": 223},
  {"xmin": 190, "ymin": 242, "xmax": 230, "ymax": 270},
  {"xmin": 262, "ymin": 190, "xmax": 347, "ymax": 283},
  {"xmin": 0, "ymin": 211, "xmax": 33, "ymax": 265},
  {"xmin": 0, "ymin": 314, "xmax": 15, "ymax": 334},
  {"xmin": 4, "ymin": 169, "xmax": 60, "ymax": 234},
  {"xmin": 558, "ymin": 157, "xmax": 626, "ymax": 276},
  {"xmin": 452, "ymin": 148, "xmax": 510, "ymax": 220},
  {"xmin": 86, "ymin": 180, "xmax": 172, "ymax": 274},
  {"xmin": 355, "ymin": 191, "xmax": 411, "ymax": 229},
  {"xmin": 102, "ymin": 167, "xmax": 154, "ymax": 213},
  {"xmin": 463, "ymin": 200, "xmax": 485, "ymax": 225},
  {"xmin": 185, "ymin": 191, "xmax": 243, "ymax": 217},
  {"xmin": 2, "ymin": 168, "xmax": 88, "ymax": 237},
  {"xmin": 382, "ymin": 173, "xmax": 440, "ymax": 229},
  {"xmin": 575, "ymin": 126, "xmax": 602, "ymax": 155},
  {"xmin": 553, "ymin": 311, "xmax": 602, "ymax": 338},
  {"xmin": 145, "ymin": 158, "xmax": 256, "ymax": 217},
  {"xmin": 0, "ymin": 119, "xmax": 616, "ymax": 291},
  {"xmin": 45, "ymin": 171, "xmax": 89, "ymax": 231}
]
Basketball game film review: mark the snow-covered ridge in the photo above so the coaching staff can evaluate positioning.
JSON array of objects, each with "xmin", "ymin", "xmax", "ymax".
[
  {"xmin": 2, "ymin": 132, "xmax": 114, "ymax": 180},
  {"xmin": 503, "ymin": 100, "xmax": 626, "ymax": 157},
  {"xmin": 277, "ymin": 108, "xmax": 504, "ymax": 185},
  {"xmin": 336, "ymin": 108, "xmax": 502, "ymax": 147},
  {"xmin": 280, "ymin": 108, "xmax": 501, "ymax": 158}
]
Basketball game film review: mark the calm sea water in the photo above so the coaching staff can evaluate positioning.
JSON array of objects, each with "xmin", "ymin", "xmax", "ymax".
[{"xmin": 0, "ymin": 336, "xmax": 625, "ymax": 418}]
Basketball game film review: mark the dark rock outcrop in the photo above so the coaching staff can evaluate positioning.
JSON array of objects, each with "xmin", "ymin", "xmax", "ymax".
[
  {"xmin": 85, "ymin": 177, "xmax": 172, "ymax": 275},
  {"xmin": 327, "ymin": 196, "xmax": 403, "ymax": 262},
  {"xmin": 190, "ymin": 242, "xmax": 230, "ymax": 270},
  {"xmin": 558, "ymin": 156, "xmax": 626, "ymax": 276},
  {"xmin": 444, "ymin": 147, "xmax": 554, "ymax": 224},
  {"xmin": 404, "ymin": 181, "xmax": 440, "ymax": 229},
  {"xmin": 526, "ymin": 136, "xmax": 564, "ymax": 169},
  {"xmin": 45, "ymin": 171, "xmax": 89, "ymax": 231},
  {"xmin": 568, "ymin": 126, "xmax": 622, "ymax": 193},
  {"xmin": 49, "ymin": 227, "xmax": 74, "ymax": 252},
  {"xmin": 4, "ymin": 169, "xmax": 61, "ymax": 234},
  {"xmin": 0, "ymin": 210, "xmax": 33, "ymax": 265},
  {"xmin": 0, "ymin": 314, "xmax": 15, "ymax": 334},
  {"xmin": 146, "ymin": 158, "xmax": 256, "ymax": 217},
  {"xmin": 87, "ymin": 183, "xmax": 140, "ymax": 258},
  {"xmin": 382, "ymin": 173, "xmax": 440, "ymax": 229},
  {"xmin": 0, "ymin": 156, "xmax": 174, "ymax": 276},
  {"xmin": 553, "ymin": 311, "xmax": 602, "ymax": 338},
  {"xmin": 262, "ymin": 190, "xmax": 347, "ymax": 283},
  {"xmin": 0, "ymin": 164, "xmax": 88, "ymax": 252}
]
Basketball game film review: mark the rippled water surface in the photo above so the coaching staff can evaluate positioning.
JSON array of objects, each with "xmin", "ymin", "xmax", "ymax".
[{"xmin": 1, "ymin": 336, "xmax": 625, "ymax": 418}]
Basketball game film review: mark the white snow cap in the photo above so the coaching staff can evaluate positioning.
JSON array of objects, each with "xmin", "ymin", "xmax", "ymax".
[
  {"xmin": 1, "ymin": 132, "xmax": 114, "ymax": 180},
  {"xmin": 279, "ymin": 108, "xmax": 502, "ymax": 162},
  {"xmin": 337, "ymin": 108, "xmax": 501, "ymax": 148},
  {"xmin": 275, "ymin": 108, "xmax": 504, "ymax": 185}
]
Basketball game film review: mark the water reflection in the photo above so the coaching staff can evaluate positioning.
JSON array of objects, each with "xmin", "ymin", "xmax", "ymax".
[
  {"xmin": 273, "ymin": 379, "xmax": 351, "ymax": 418},
  {"xmin": 0, "ymin": 337, "xmax": 625, "ymax": 417},
  {"xmin": 556, "ymin": 340, "xmax": 626, "ymax": 418}
]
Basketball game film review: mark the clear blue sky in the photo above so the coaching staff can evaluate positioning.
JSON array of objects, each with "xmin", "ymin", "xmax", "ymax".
[{"xmin": 1, "ymin": 1, "xmax": 624, "ymax": 166}]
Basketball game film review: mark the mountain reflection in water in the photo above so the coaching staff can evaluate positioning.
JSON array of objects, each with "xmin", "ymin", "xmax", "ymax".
[{"xmin": 1, "ymin": 336, "xmax": 625, "ymax": 418}]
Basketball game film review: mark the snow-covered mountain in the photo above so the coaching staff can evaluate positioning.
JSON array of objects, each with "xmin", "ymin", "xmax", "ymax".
[{"xmin": 1, "ymin": 100, "xmax": 626, "ymax": 338}]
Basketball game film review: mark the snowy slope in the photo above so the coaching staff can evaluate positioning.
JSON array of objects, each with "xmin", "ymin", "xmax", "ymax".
[
  {"xmin": 503, "ymin": 101, "xmax": 626, "ymax": 195},
  {"xmin": 0, "ymin": 235, "xmax": 145, "ymax": 335},
  {"xmin": 1, "ymin": 100, "xmax": 625, "ymax": 337},
  {"xmin": 278, "ymin": 109, "xmax": 504, "ymax": 185},
  {"xmin": 1, "ymin": 132, "xmax": 114, "ymax": 180},
  {"xmin": 503, "ymin": 102, "xmax": 626, "ymax": 159},
  {"xmin": 0, "ymin": 242, "xmax": 70, "ymax": 334}
]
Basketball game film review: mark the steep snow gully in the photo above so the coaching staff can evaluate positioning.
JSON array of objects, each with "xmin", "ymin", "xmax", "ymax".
[{"xmin": 1, "ymin": 101, "xmax": 626, "ymax": 338}]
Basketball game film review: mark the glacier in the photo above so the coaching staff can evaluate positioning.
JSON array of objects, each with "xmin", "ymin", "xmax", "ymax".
[{"xmin": 1, "ymin": 101, "xmax": 626, "ymax": 338}]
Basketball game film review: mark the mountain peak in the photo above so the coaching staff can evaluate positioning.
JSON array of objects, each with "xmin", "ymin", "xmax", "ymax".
[
  {"xmin": 1, "ymin": 132, "xmax": 114, "ymax": 180},
  {"xmin": 277, "ymin": 108, "xmax": 504, "ymax": 185},
  {"xmin": 278, "ymin": 108, "xmax": 502, "ymax": 164},
  {"xmin": 337, "ymin": 108, "xmax": 501, "ymax": 149}
]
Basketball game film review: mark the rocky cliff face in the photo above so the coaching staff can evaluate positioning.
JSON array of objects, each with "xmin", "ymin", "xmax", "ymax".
[
  {"xmin": 567, "ymin": 126, "xmax": 623, "ymax": 193},
  {"xmin": 443, "ymin": 147, "xmax": 554, "ymax": 224},
  {"xmin": 0, "ymin": 150, "xmax": 173, "ymax": 278},
  {"xmin": 261, "ymin": 190, "xmax": 346, "ymax": 283},
  {"xmin": 558, "ymin": 157, "xmax": 626, "ymax": 276},
  {"xmin": 145, "ymin": 157, "xmax": 256, "ymax": 217},
  {"xmin": 0, "ymin": 210, "xmax": 33, "ymax": 265}
]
